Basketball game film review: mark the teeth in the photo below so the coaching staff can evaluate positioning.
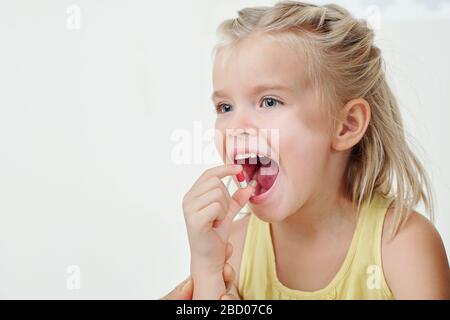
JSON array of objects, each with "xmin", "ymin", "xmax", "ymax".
[
  {"xmin": 259, "ymin": 156, "xmax": 271, "ymax": 165},
  {"xmin": 234, "ymin": 153, "xmax": 248, "ymax": 160},
  {"xmin": 234, "ymin": 152, "xmax": 273, "ymax": 167},
  {"xmin": 233, "ymin": 151, "xmax": 275, "ymax": 160},
  {"xmin": 234, "ymin": 152, "xmax": 258, "ymax": 161}
]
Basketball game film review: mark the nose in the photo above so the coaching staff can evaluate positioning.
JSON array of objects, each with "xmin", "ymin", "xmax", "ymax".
[
  {"xmin": 216, "ymin": 102, "xmax": 260, "ymax": 162},
  {"xmin": 226, "ymin": 115, "xmax": 260, "ymax": 160},
  {"xmin": 226, "ymin": 104, "xmax": 258, "ymax": 137}
]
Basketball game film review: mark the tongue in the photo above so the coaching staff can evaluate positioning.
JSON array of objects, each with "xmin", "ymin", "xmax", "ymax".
[
  {"xmin": 254, "ymin": 161, "xmax": 279, "ymax": 191},
  {"xmin": 254, "ymin": 168, "xmax": 277, "ymax": 190},
  {"xmin": 241, "ymin": 160, "xmax": 279, "ymax": 194}
]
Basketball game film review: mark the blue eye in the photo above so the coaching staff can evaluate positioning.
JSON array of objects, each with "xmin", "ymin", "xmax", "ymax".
[
  {"xmin": 216, "ymin": 103, "xmax": 233, "ymax": 114},
  {"xmin": 261, "ymin": 97, "xmax": 282, "ymax": 108},
  {"xmin": 216, "ymin": 97, "xmax": 282, "ymax": 113}
]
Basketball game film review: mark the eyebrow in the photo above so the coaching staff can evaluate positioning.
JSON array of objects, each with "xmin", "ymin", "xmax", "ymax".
[{"xmin": 211, "ymin": 83, "xmax": 293, "ymax": 100}]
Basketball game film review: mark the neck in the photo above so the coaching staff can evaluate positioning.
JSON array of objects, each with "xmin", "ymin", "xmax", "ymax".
[{"xmin": 273, "ymin": 154, "xmax": 356, "ymax": 240}]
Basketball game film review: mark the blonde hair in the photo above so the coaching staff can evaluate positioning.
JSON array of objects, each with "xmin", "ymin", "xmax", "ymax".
[{"xmin": 215, "ymin": 1, "xmax": 434, "ymax": 236}]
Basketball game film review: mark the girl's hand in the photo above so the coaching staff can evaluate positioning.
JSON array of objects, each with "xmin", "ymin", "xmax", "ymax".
[
  {"xmin": 182, "ymin": 164, "xmax": 253, "ymax": 287},
  {"xmin": 161, "ymin": 242, "xmax": 238, "ymax": 300}
]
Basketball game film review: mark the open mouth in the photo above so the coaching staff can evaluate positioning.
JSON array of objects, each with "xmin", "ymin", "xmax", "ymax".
[{"xmin": 234, "ymin": 153, "xmax": 280, "ymax": 198}]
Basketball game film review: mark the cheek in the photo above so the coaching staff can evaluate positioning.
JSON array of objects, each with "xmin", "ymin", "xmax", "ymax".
[
  {"xmin": 214, "ymin": 131, "xmax": 224, "ymax": 160},
  {"xmin": 214, "ymin": 120, "xmax": 227, "ymax": 161},
  {"xmin": 279, "ymin": 118, "xmax": 331, "ymax": 183}
]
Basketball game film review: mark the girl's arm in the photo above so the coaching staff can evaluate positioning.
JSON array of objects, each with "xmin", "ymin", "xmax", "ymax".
[{"xmin": 383, "ymin": 210, "xmax": 450, "ymax": 299}]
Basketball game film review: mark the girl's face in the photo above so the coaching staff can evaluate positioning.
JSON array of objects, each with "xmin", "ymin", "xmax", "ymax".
[{"xmin": 213, "ymin": 33, "xmax": 334, "ymax": 222}]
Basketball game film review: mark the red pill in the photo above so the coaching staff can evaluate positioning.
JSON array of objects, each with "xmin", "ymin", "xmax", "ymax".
[{"xmin": 236, "ymin": 171, "xmax": 247, "ymax": 189}]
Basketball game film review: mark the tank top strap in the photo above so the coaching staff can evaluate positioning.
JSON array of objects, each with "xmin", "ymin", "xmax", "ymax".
[
  {"xmin": 238, "ymin": 212, "xmax": 274, "ymax": 299},
  {"xmin": 349, "ymin": 192, "xmax": 394, "ymax": 297}
]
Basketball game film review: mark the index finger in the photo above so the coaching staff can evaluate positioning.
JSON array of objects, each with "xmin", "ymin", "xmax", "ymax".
[{"xmin": 196, "ymin": 164, "xmax": 243, "ymax": 186}]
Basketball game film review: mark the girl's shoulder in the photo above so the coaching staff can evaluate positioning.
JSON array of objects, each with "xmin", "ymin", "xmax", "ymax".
[{"xmin": 382, "ymin": 207, "xmax": 450, "ymax": 299}]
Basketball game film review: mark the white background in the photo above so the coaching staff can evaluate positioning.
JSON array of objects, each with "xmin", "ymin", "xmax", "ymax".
[{"xmin": 0, "ymin": 0, "xmax": 449, "ymax": 299}]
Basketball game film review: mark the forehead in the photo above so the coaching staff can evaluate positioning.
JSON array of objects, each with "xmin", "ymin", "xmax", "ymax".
[{"xmin": 212, "ymin": 33, "xmax": 309, "ymax": 94}]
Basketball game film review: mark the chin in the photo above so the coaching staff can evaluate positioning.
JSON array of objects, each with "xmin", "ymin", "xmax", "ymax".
[
  {"xmin": 248, "ymin": 183, "xmax": 310, "ymax": 224},
  {"xmin": 248, "ymin": 194, "xmax": 291, "ymax": 223}
]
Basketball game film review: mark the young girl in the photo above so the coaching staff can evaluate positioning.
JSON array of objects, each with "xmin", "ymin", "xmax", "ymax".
[{"xmin": 182, "ymin": 1, "xmax": 450, "ymax": 299}]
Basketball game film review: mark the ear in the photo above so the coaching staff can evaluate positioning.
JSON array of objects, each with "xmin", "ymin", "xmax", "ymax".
[{"xmin": 331, "ymin": 98, "xmax": 371, "ymax": 151}]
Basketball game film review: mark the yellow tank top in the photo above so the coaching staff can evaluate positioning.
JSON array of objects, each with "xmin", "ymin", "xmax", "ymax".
[{"xmin": 238, "ymin": 192, "xmax": 394, "ymax": 299}]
